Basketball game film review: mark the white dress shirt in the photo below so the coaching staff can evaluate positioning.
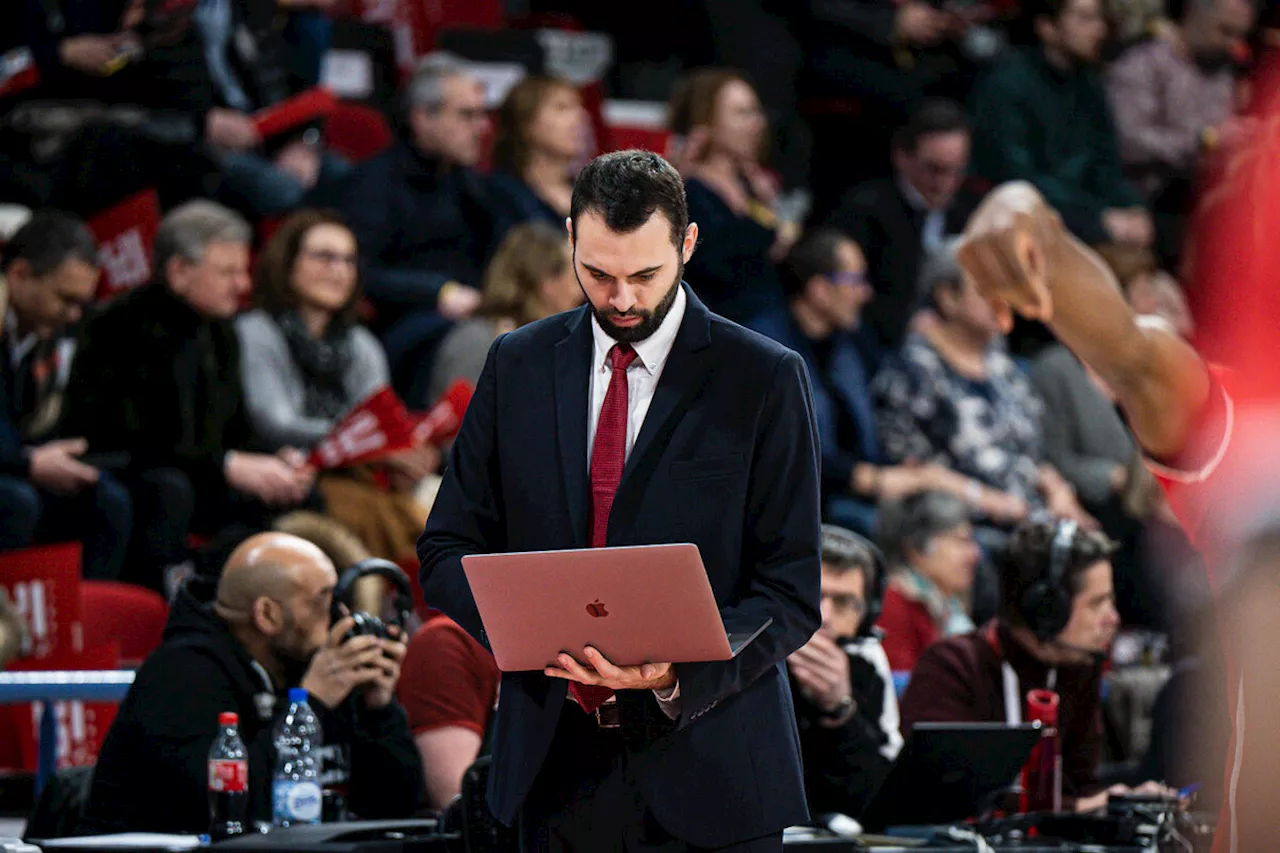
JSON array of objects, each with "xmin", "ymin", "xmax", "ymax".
[{"xmin": 582, "ymin": 283, "xmax": 688, "ymax": 716}]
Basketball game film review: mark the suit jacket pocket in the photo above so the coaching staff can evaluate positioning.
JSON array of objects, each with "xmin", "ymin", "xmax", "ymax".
[{"xmin": 669, "ymin": 453, "xmax": 747, "ymax": 481}]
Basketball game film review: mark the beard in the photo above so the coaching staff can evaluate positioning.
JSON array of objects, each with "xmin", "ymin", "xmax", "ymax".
[
  {"xmin": 580, "ymin": 260, "xmax": 684, "ymax": 344},
  {"xmin": 270, "ymin": 627, "xmax": 320, "ymax": 688}
]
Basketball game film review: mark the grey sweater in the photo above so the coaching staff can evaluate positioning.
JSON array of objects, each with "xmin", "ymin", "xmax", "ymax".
[
  {"xmin": 235, "ymin": 309, "xmax": 390, "ymax": 451},
  {"xmin": 1029, "ymin": 344, "xmax": 1136, "ymax": 506}
]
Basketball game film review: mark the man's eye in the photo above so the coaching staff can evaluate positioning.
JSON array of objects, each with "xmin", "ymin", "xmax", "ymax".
[
  {"xmin": 635, "ymin": 273, "xmax": 656, "ymax": 282},
  {"xmin": 590, "ymin": 270, "xmax": 610, "ymax": 281}
]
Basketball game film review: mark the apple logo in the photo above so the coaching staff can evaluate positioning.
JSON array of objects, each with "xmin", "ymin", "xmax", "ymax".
[{"xmin": 586, "ymin": 599, "xmax": 609, "ymax": 618}]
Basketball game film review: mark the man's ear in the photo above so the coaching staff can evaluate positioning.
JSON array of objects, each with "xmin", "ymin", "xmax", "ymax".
[
  {"xmin": 682, "ymin": 222, "xmax": 699, "ymax": 264},
  {"xmin": 251, "ymin": 596, "xmax": 284, "ymax": 638},
  {"xmin": 802, "ymin": 273, "xmax": 827, "ymax": 304},
  {"xmin": 164, "ymin": 255, "xmax": 190, "ymax": 295},
  {"xmin": 4, "ymin": 258, "xmax": 32, "ymax": 288}
]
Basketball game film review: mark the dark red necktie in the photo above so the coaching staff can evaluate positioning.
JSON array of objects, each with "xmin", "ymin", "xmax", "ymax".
[{"xmin": 570, "ymin": 343, "xmax": 638, "ymax": 714}]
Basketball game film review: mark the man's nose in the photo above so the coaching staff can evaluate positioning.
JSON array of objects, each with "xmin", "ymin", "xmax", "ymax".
[{"xmin": 610, "ymin": 282, "xmax": 638, "ymax": 313}]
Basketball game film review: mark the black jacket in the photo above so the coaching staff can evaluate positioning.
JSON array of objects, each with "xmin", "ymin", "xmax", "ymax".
[
  {"xmin": 824, "ymin": 177, "xmax": 982, "ymax": 353},
  {"xmin": 82, "ymin": 575, "xmax": 422, "ymax": 834},
  {"xmin": 794, "ymin": 641, "xmax": 898, "ymax": 819},
  {"xmin": 61, "ymin": 282, "xmax": 252, "ymax": 490},
  {"xmin": 339, "ymin": 141, "xmax": 500, "ymax": 310}
]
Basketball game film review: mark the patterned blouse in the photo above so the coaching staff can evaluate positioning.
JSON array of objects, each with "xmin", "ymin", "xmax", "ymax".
[{"xmin": 873, "ymin": 333, "xmax": 1046, "ymax": 508}]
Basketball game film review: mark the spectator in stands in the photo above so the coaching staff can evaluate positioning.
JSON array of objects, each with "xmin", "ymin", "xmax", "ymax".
[
  {"xmin": 823, "ymin": 99, "xmax": 982, "ymax": 354},
  {"xmin": 1107, "ymin": 0, "xmax": 1256, "ymax": 260},
  {"xmin": 189, "ymin": 0, "xmax": 351, "ymax": 217},
  {"xmin": 398, "ymin": 609, "xmax": 501, "ymax": 810},
  {"xmin": 969, "ymin": 0, "xmax": 1155, "ymax": 247},
  {"xmin": 0, "ymin": 211, "xmax": 132, "ymax": 581},
  {"xmin": 83, "ymin": 532, "xmax": 422, "ymax": 832},
  {"xmin": 238, "ymin": 210, "xmax": 437, "ymax": 562},
  {"xmin": 668, "ymin": 69, "xmax": 795, "ymax": 324},
  {"xmin": 789, "ymin": 525, "xmax": 903, "ymax": 821},
  {"xmin": 898, "ymin": 519, "xmax": 1175, "ymax": 812},
  {"xmin": 341, "ymin": 53, "xmax": 495, "ymax": 323},
  {"xmin": 875, "ymin": 492, "xmax": 980, "ymax": 672},
  {"xmin": 752, "ymin": 230, "xmax": 1022, "ymax": 536},
  {"xmin": 489, "ymin": 75, "xmax": 590, "ymax": 229},
  {"xmin": 427, "ymin": 221, "xmax": 580, "ymax": 403},
  {"xmin": 872, "ymin": 240, "xmax": 1094, "ymax": 528},
  {"xmin": 1108, "ymin": 0, "xmax": 1255, "ymax": 203},
  {"xmin": 63, "ymin": 201, "xmax": 315, "ymax": 542},
  {"xmin": 15, "ymin": 0, "xmax": 242, "ymax": 214}
]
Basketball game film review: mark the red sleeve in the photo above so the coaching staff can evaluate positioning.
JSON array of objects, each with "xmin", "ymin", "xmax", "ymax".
[
  {"xmin": 897, "ymin": 637, "xmax": 982, "ymax": 736},
  {"xmin": 397, "ymin": 614, "xmax": 500, "ymax": 737},
  {"xmin": 1149, "ymin": 364, "xmax": 1235, "ymax": 560}
]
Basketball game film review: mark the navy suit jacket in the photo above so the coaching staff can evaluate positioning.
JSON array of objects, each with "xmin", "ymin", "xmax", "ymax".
[
  {"xmin": 418, "ymin": 286, "xmax": 822, "ymax": 847},
  {"xmin": 749, "ymin": 312, "xmax": 881, "ymax": 498}
]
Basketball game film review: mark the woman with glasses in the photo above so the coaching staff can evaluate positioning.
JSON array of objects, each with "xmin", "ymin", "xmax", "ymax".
[{"xmin": 236, "ymin": 209, "xmax": 438, "ymax": 562}]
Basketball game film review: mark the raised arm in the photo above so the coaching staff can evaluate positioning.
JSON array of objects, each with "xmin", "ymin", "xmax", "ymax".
[{"xmin": 954, "ymin": 182, "xmax": 1210, "ymax": 460}]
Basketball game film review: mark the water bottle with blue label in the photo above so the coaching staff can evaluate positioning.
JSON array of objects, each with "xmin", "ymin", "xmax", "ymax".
[{"xmin": 272, "ymin": 688, "xmax": 323, "ymax": 827}]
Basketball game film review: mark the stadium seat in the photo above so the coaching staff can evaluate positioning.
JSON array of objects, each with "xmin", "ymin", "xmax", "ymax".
[
  {"xmin": 78, "ymin": 581, "xmax": 168, "ymax": 667},
  {"xmin": 325, "ymin": 101, "xmax": 395, "ymax": 163}
]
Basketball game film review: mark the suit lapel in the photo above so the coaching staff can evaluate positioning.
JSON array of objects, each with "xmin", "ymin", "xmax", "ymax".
[
  {"xmin": 618, "ymin": 286, "xmax": 714, "ymax": 492},
  {"xmin": 553, "ymin": 308, "xmax": 593, "ymax": 546}
]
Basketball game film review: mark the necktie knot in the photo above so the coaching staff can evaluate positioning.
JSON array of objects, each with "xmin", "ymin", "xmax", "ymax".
[{"xmin": 609, "ymin": 343, "xmax": 638, "ymax": 372}]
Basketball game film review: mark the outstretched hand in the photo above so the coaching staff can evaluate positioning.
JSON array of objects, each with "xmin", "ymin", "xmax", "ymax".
[
  {"xmin": 545, "ymin": 646, "xmax": 676, "ymax": 692},
  {"xmin": 955, "ymin": 181, "xmax": 1066, "ymax": 333}
]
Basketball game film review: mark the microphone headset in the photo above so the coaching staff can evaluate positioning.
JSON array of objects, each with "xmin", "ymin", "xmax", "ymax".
[
  {"xmin": 820, "ymin": 524, "xmax": 887, "ymax": 639},
  {"xmin": 330, "ymin": 558, "xmax": 414, "ymax": 641},
  {"xmin": 1017, "ymin": 520, "xmax": 1108, "ymax": 663}
]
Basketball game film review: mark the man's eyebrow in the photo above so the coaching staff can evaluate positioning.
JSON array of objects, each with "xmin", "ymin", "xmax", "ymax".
[{"xmin": 580, "ymin": 263, "xmax": 665, "ymax": 278}]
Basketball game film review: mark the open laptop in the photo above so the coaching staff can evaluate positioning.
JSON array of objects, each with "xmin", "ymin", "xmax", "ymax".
[
  {"xmin": 859, "ymin": 722, "xmax": 1043, "ymax": 832},
  {"xmin": 461, "ymin": 543, "xmax": 771, "ymax": 672}
]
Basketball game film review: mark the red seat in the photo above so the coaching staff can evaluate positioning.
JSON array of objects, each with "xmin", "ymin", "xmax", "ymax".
[
  {"xmin": 79, "ymin": 581, "xmax": 168, "ymax": 667},
  {"xmin": 325, "ymin": 101, "xmax": 395, "ymax": 163}
]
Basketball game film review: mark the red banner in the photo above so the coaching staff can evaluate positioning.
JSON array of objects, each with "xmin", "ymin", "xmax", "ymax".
[
  {"xmin": 253, "ymin": 87, "xmax": 338, "ymax": 139},
  {"xmin": 10, "ymin": 644, "xmax": 123, "ymax": 773},
  {"xmin": 411, "ymin": 379, "xmax": 474, "ymax": 447},
  {"xmin": 308, "ymin": 387, "xmax": 418, "ymax": 470},
  {"xmin": 87, "ymin": 189, "xmax": 161, "ymax": 299},
  {"xmin": 0, "ymin": 543, "xmax": 84, "ymax": 661}
]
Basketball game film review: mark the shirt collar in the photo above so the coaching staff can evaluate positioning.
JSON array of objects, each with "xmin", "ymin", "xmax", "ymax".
[
  {"xmin": 590, "ymin": 283, "xmax": 687, "ymax": 375},
  {"xmin": 5, "ymin": 310, "xmax": 38, "ymax": 367}
]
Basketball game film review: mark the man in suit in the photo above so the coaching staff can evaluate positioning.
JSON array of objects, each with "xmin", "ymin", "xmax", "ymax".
[
  {"xmin": 823, "ymin": 99, "xmax": 981, "ymax": 355},
  {"xmin": 419, "ymin": 149, "xmax": 822, "ymax": 852}
]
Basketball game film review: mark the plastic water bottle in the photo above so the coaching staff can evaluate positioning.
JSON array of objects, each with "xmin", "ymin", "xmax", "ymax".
[
  {"xmin": 208, "ymin": 712, "xmax": 248, "ymax": 839},
  {"xmin": 272, "ymin": 688, "xmax": 323, "ymax": 827}
]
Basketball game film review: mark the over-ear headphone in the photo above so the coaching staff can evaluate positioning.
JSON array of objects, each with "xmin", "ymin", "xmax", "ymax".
[
  {"xmin": 331, "ymin": 559, "xmax": 414, "ymax": 640},
  {"xmin": 820, "ymin": 524, "xmax": 887, "ymax": 639},
  {"xmin": 1019, "ymin": 520, "xmax": 1077, "ymax": 643}
]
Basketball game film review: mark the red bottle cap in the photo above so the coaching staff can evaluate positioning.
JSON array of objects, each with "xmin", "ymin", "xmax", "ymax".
[{"xmin": 219, "ymin": 712, "xmax": 239, "ymax": 725}]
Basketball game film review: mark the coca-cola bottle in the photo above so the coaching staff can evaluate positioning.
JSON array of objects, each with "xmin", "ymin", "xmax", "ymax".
[{"xmin": 209, "ymin": 711, "xmax": 249, "ymax": 839}]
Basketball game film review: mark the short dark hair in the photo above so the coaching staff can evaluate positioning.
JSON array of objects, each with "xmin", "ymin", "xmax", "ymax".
[
  {"xmin": 892, "ymin": 98, "xmax": 970, "ymax": 154},
  {"xmin": 1, "ymin": 211, "xmax": 98, "ymax": 277},
  {"xmin": 821, "ymin": 524, "xmax": 877, "ymax": 588},
  {"xmin": 778, "ymin": 229, "xmax": 849, "ymax": 301},
  {"xmin": 877, "ymin": 491, "xmax": 971, "ymax": 567},
  {"xmin": 998, "ymin": 520, "xmax": 1119, "ymax": 626},
  {"xmin": 569, "ymin": 149, "xmax": 688, "ymax": 248}
]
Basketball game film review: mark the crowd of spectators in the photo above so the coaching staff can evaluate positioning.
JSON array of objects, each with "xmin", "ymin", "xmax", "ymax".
[{"xmin": 2, "ymin": 0, "xmax": 1269, "ymax": 833}]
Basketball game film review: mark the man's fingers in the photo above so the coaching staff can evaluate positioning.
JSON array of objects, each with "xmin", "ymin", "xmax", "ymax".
[
  {"xmin": 554, "ymin": 653, "xmax": 598, "ymax": 684},
  {"xmin": 328, "ymin": 615, "xmax": 355, "ymax": 647},
  {"xmin": 582, "ymin": 646, "xmax": 622, "ymax": 680}
]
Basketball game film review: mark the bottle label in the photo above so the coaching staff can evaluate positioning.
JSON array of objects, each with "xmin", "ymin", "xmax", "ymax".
[
  {"xmin": 273, "ymin": 780, "xmax": 322, "ymax": 824},
  {"xmin": 209, "ymin": 759, "xmax": 248, "ymax": 793}
]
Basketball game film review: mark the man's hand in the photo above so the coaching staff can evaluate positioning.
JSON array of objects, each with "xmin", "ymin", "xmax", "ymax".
[
  {"xmin": 788, "ymin": 632, "xmax": 853, "ymax": 715},
  {"xmin": 225, "ymin": 450, "xmax": 310, "ymax": 506},
  {"xmin": 955, "ymin": 181, "xmax": 1065, "ymax": 333},
  {"xmin": 437, "ymin": 283, "xmax": 482, "ymax": 320},
  {"xmin": 361, "ymin": 626, "xmax": 407, "ymax": 710},
  {"xmin": 877, "ymin": 465, "xmax": 927, "ymax": 501},
  {"xmin": 206, "ymin": 108, "xmax": 262, "ymax": 152},
  {"xmin": 274, "ymin": 139, "xmax": 323, "ymax": 189},
  {"xmin": 29, "ymin": 439, "xmax": 99, "ymax": 496},
  {"xmin": 1040, "ymin": 465, "xmax": 1101, "ymax": 530},
  {"xmin": 301, "ymin": 616, "xmax": 389, "ymax": 709},
  {"xmin": 1076, "ymin": 781, "xmax": 1180, "ymax": 812},
  {"xmin": 544, "ymin": 646, "xmax": 676, "ymax": 692},
  {"xmin": 895, "ymin": 1, "xmax": 951, "ymax": 46},
  {"xmin": 58, "ymin": 35, "xmax": 132, "ymax": 75}
]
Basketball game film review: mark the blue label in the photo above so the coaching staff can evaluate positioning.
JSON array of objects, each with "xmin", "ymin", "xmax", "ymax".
[{"xmin": 272, "ymin": 780, "xmax": 322, "ymax": 825}]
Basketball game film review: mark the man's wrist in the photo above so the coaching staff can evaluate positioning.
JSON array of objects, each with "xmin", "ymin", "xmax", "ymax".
[{"xmin": 819, "ymin": 694, "xmax": 856, "ymax": 727}]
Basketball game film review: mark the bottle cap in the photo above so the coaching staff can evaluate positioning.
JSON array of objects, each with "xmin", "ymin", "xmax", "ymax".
[
  {"xmin": 219, "ymin": 712, "xmax": 238, "ymax": 725},
  {"xmin": 288, "ymin": 687, "xmax": 308, "ymax": 703}
]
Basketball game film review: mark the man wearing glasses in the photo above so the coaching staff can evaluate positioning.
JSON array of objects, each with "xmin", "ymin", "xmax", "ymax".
[{"xmin": 750, "ymin": 230, "xmax": 990, "ymax": 537}]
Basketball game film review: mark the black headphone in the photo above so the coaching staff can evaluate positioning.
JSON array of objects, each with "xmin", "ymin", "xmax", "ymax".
[
  {"xmin": 1019, "ymin": 519, "xmax": 1077, "ymax": 643},
  {"xmin": 331, "ymin": 559, "xmax": 414, "ymax": 639},
  {"xmin": 821, "ymin": 524, "xmax": 887, "ymax": 639}
]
